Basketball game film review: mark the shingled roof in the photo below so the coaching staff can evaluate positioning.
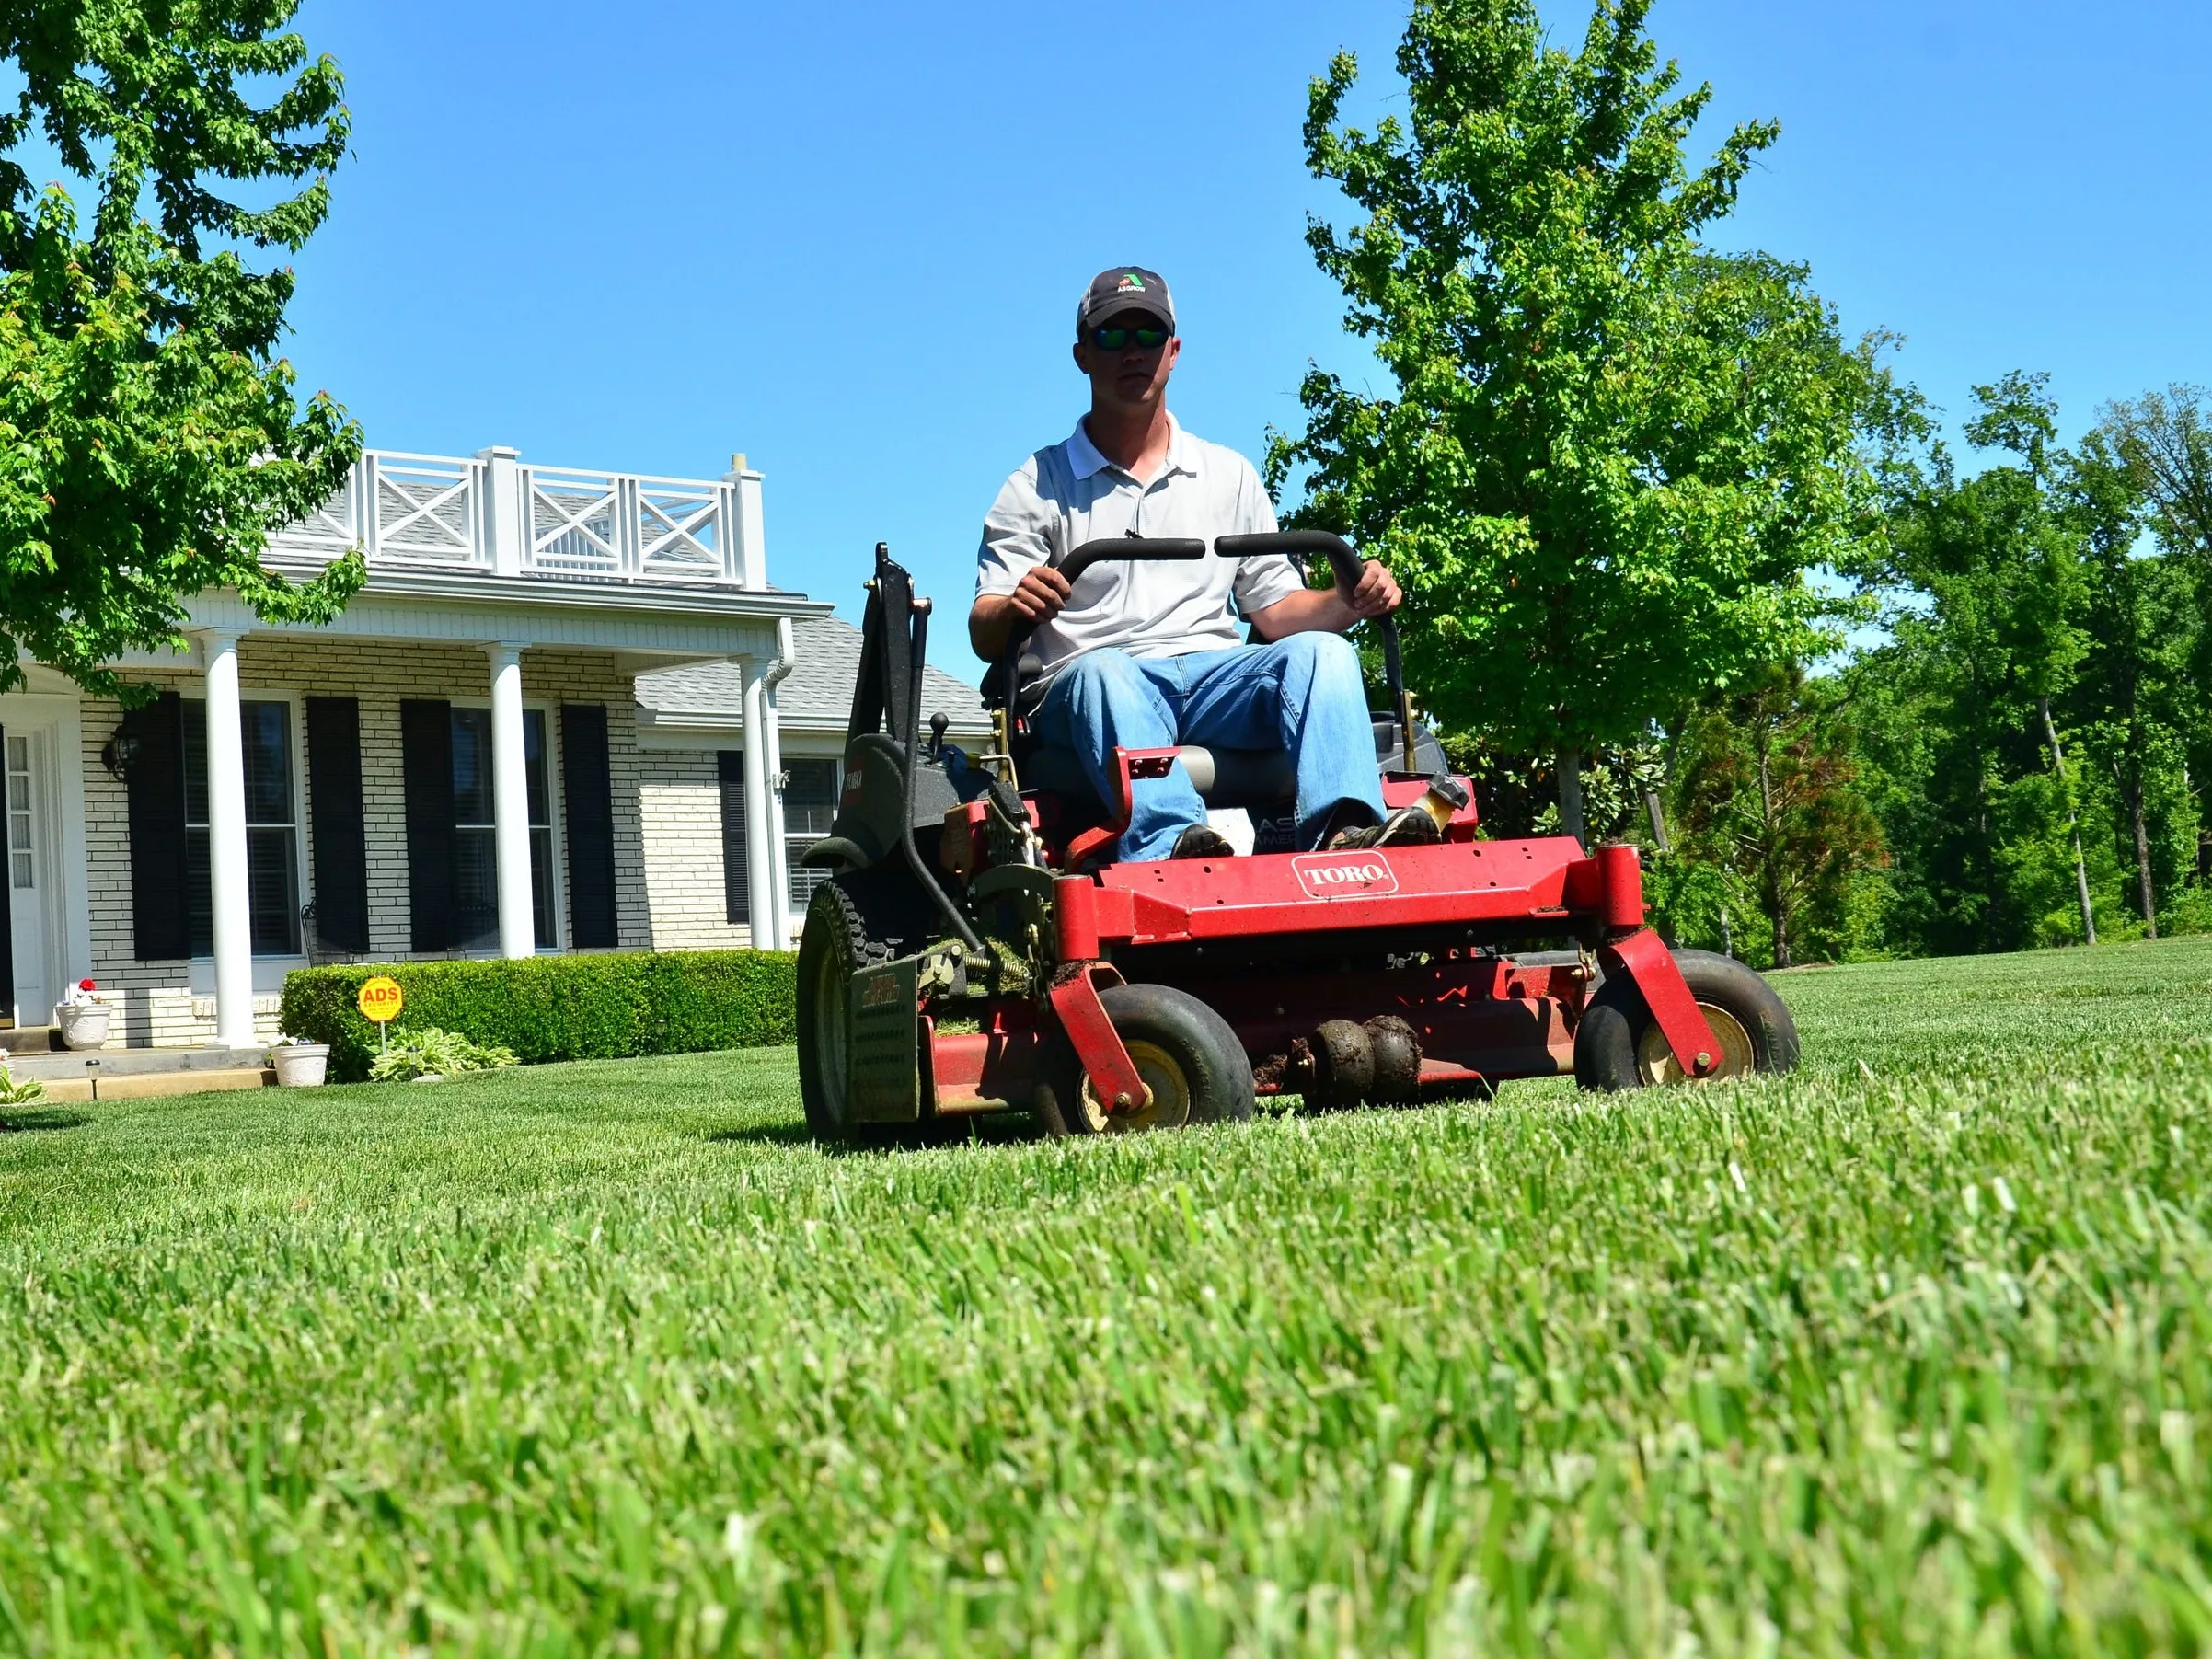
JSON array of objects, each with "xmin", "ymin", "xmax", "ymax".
[{"xmin": 634, "ymin": 615, "xmax": 993, "ymax": 735}]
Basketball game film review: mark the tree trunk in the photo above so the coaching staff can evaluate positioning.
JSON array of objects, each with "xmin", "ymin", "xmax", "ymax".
[
  {"xmin": 2038, "ymin": 697, "xmax": 2098, "ymax": 947},
  {"xmin": 1558, "ymin": 749, "xmax": 1585, "ymax": 847},
  {"xmin": 2125, "ymin": 773, "xmax": 2159, "ymax": 939},
  {"xmin": 1755, "ymin": 746, "xmax": 1791, "ymax": 969},
  {"xmin": 1643, "ymin": 788, "xmax": 1670, "ymax": 853}
]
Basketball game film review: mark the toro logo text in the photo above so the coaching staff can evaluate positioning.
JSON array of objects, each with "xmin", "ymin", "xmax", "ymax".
[{"xmin": 1290, "ymin": 853, "xmax": 1399, "ymax": 900}]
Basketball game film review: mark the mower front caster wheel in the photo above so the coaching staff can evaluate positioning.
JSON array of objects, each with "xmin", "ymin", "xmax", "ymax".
[
  {"xmin": 1573, "ymin": 948, "xmax": 1800, "ymax": 1091},
  {"xmin": 1036, "ymin": 984, "xmax": 1255, "ymax": 1136}
]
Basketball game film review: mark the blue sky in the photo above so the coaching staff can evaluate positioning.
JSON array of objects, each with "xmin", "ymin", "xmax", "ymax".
[{"xmin": 274, "ymin": 0, "xmax": 2211, "ymax": 675}]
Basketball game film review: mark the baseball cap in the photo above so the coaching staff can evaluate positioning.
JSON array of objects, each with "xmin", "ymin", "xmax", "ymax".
[{"xmin": 1077, "ymin": 266, "xmax": 1176, "ymax": 336}]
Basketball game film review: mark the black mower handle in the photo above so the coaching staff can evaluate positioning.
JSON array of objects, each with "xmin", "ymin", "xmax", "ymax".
[
  {"xmin": 993, "ymin": 538, "xmax": 1204, "ymax": 720},
  {"xmin": 998, "ymin": 530, "xmax": 1421, "ymax": 774},
  {"xmin": 1215, "ymin": 530, "xmax": 1366, "ymax": 595},
  {"xmin": 1054, "ymin": 536, "xmax": 1205, "ymax": 585},
  {"xmin": 1215, "ymin": 531, "xmax": 1417, "ymax": 773}
]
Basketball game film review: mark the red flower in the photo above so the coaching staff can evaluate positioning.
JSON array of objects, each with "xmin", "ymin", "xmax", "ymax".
[{"xmin": 77, "ymin": 978, "xmax": 95, "ymax": 991}]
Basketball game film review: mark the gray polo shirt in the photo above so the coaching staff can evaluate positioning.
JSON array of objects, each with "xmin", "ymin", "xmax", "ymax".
[{"xmin": 976, "ymin": 416, "xmax": 1300, "ymax": 684}]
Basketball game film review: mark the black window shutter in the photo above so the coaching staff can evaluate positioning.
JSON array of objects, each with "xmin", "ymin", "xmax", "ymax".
[
  {"xmin": 304, "ymin": 697, "xmax": 371, "ymax": 954},
  {"xmin": 0, "ymin": 725, "xmax": 13, "ymax": 1018},
  {"xmin": 400, "ymin": 699, "xmax": 455, "ymax": 951},
  {"xmin": 719, "ymin": 749, "xmax": 748, "ymax": 925},
  {"xmin": 126, "ymin": 693, "xmax": 190, "ymax": 961},
  {"xmin": 559, "ymin": 703, "xmax": 618, "ymax": 949}
]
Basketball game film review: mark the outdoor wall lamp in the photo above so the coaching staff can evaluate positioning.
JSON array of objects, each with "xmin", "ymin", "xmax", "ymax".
[{"xmin": 100, "ymin": 729, "xmax": 142, "ymax": 779}]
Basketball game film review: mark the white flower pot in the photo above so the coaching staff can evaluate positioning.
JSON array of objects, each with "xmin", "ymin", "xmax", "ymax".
[
  {"xmin": 272, "ymin": 1043, "xmax": 329, "ymax": 1087},
  {"xmin": 55, "ymin": 1002, "xmax": 110, "ymax": 1051}
]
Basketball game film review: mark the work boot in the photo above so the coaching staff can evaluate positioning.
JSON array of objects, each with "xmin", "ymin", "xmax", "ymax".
[
  {"xmin": 1328, "ymin": 806, "xmax": 1443, "ymax": 851},
  {"xmin": 1170, "ymin": 824, "xmax": 1237, "ymax": 860}
]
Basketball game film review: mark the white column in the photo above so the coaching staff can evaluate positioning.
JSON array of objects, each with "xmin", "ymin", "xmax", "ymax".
[
  {"xmin": 486, "ymin": 643, "xmax": 536, "ymax": 959},
  {"xmin": 738, "ymin": 660, "xmax": 776, "ymax": 945},
  {"xmin": 759, "ymin": 619, "xmax": 797, "ymax": 951},
  {"xmin": 724, "ymin": 455, "xmax": 767, "ymax": 591},
  {"xmin": 746, "ymin": 673, "xmax": 790, "ymax": 952},
  {"xmin": 199, "ymin": 629, "xmax": 256, "ymax": 1050}
]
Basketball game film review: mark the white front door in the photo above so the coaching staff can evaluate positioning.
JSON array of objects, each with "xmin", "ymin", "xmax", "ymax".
[{"xmin": 6, "ymin": 730, "xmax": 51, "ymax": 1027}]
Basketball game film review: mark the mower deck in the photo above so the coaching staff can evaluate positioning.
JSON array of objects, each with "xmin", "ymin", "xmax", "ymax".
[{"xmin": 925, "ymin": 835, "xmax": 1704, "ymax": 1117}]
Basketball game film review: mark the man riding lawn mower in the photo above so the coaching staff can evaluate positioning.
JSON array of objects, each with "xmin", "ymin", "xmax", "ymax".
[{"xmin": 793, "ymin": 267, "xmax": 1798, "ymax": 1144}]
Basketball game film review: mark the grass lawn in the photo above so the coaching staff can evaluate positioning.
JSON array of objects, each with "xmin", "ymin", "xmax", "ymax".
[{"xmin": 3, "ymin": 938, "xmax": 2211, "ymax": 1654}]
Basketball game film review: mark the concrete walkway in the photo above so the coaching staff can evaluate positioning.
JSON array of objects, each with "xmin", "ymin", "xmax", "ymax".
[{"xmin": 1, "ymin": 1029, "xmax": 273, "ymax": 1101}]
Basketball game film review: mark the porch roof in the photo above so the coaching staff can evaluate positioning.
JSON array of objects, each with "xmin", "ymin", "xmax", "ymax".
[{"xmin": 635, "ymin": 616, "xmax": 992, "ymax": 737}]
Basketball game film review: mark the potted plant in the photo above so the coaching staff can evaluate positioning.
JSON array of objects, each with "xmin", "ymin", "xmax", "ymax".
[
  {"xmin": 55, "ymin": 979, "xmax": 109, "ymax": 1051},
  {"xmin": 269, "ymin": 1033, "xmax": 330, "ymax": 1087}
]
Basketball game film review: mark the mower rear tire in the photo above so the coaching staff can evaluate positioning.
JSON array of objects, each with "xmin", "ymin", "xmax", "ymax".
[
  {"xmin": 796, "ymin": 872, "xmax": 926, "ymax": 1146},
  {"xmin": 1573, "ymin": 948, "xmax": 1799, "ymax": 1092},
  {"xmin": 1035, "ymin": 984, "xmax": 1254, "ymax": 1136}
]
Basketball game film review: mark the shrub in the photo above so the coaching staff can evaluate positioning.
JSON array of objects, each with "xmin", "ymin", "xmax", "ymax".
[
  {"xmin": 280, "ymin": 951, "xmax": 799, "ymax": 1083},
  {"xmin": 367, "ymin": 1026, "xmax": 520, "ymax": 1083}
]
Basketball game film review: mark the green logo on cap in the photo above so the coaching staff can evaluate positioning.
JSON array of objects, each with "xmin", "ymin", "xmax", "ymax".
[{"xmin": 1120, "ymin": 272, "xmax": 1145, "ymax": 289}]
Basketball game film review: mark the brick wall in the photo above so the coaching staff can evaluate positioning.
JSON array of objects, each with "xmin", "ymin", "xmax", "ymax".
[
  {"xmin": 637, "ymin": 748, "xmax": 753, "ymax": 950},
  {"xmin": 79, "ymin": 639, "xmax": 648, "ymax": 1047}
]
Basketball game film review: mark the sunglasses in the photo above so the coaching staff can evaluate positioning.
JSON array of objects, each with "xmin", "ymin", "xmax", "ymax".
[{"xmin": 1090, "ymin": 325, "xmax": 1172, "ymax": 351}]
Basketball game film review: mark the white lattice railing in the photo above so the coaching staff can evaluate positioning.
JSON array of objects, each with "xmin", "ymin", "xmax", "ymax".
[{"xmin": 271, "ymin": 446, "xmax": 762, "ymax": 587}]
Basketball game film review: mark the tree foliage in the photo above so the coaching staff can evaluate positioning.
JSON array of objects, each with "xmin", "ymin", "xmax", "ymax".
[
  {"xmin": 2101, "ymin": 385, "xmax": 2212, "ymax": 565},
  {"xmin": 1269, "ymin": 0, "xmax": 1884, "ymax": 826},
  {"xmin": 1668, "ymin": 662, "xmax": 1885, "ymax": 968},
  {"xmin": 0, "ymin": 0, "xmax": 362, "ymax": 694},
  {"xmin": 1791, "ymin": 377, "xmax": 2209, "ymax": 958},
  {"xmin": 1275, "ymin": 3, "xmax": 2212, "ymax": 959}
]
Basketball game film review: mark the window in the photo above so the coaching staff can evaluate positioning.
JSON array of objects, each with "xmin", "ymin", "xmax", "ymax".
[
  {"xmin": 785, "ymin": 760, "xmax": 839, "ymax": 906},
  {"xmin": 6, "ymin": 735, "xmax": 31, "ymax": 891},
  {"xmin": 183, "ymin": 700, "xmax": 302, "ymax": 956},
  {"xmin": 450, "ymin": 708, "xmax": 557, "ymax": 951}
]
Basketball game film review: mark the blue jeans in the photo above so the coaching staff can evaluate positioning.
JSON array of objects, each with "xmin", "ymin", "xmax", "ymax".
[{"xmin": 1031, "ymin": 635, "xmax": 1387, "ymax": 862}]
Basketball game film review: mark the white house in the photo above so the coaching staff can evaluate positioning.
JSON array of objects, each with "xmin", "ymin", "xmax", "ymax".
[{"xmin": 0, "ymin": 445, "xmax": 988, "ymax": 1052}]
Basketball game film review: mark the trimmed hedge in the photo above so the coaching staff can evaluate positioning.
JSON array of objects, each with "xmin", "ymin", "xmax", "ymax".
[{"xmin": 280, "ymin": 951, "xmax": 799, "ymax": 1083}]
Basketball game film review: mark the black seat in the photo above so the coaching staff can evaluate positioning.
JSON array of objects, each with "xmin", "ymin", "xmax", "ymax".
[
  {"xmin": 1016, "ymin": 719, "xmax": 1446, "ymax": 816},
  {"xmin": 1020, "ymin": 744, "xmax": 1296, "ymax": 810}
]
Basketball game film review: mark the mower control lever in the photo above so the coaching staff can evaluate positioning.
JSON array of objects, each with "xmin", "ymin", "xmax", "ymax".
[
  {"xmin": 1054, "ymin": 536, "xmax": 1205, "ymax": 585},
  {"xmin": 1215, "ymin": 531, "xmax": 1417, "ymax": 774},
  {"xmin": 1215, "ymin": 530, "xmax": 1367, "ymax": 597},
  {"xmin": 996, "ymin": 539, "xmax": 1207, "ymax": 728}
]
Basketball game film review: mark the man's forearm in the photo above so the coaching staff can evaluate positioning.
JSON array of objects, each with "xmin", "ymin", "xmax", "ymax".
[
  {"xmin": 969, "ymin": 595, "xmax": 1020, "ymax": 662},
  {"xmin": 1248, "ymin": 587, "xmax": 1357, "ymax": 641}
]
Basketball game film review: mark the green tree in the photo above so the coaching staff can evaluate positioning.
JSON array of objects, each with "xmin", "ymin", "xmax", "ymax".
[
  {"xmin": 1868, "ymin": 374, "xmax": 2095, "ymax": 946},
  {"xmin": 2063, "ymin": 426, "xmax": 2195, "ymax": 936},
  {"xmin": 0, "ymin": 1, "xmax": 362, "ymax": 694},
  {"xmin": 2102, "ymin": 385, "xmax": 2212, "ymax": 567},
  {"xmin": 2098, "ymin": 386, "xmax": 2212, "ymax": 889},
  {"xmin": 1268, "ymin": 0, "xmax": 1882, "ymax": 843},
  {"xmin": 1668, "ymin": 662, "xmax": 1885, "ymax": 967}
]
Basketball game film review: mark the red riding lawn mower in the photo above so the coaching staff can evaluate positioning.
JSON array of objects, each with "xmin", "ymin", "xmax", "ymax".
[{"xmin": 795, "ymin": 536, "xmax": 1799, "ymax": 1144}]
